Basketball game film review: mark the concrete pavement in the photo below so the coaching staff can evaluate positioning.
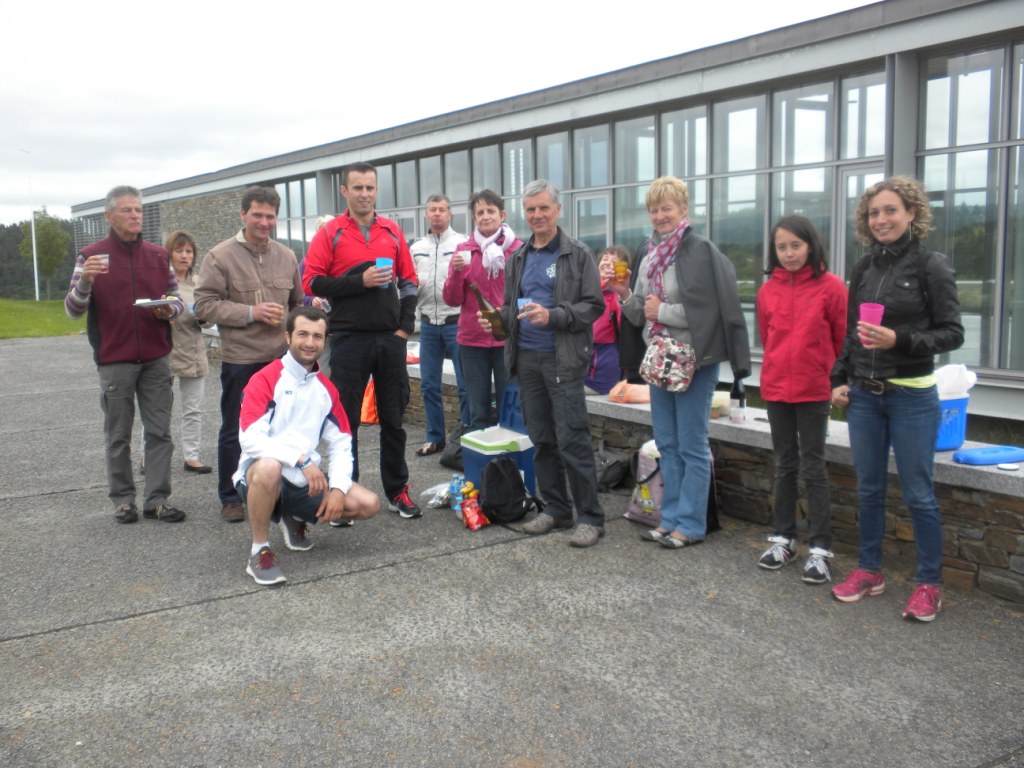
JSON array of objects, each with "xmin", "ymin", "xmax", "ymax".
[{"xmin": 1, "ymin": 335, "xmax": 1022, "ymax": 768}]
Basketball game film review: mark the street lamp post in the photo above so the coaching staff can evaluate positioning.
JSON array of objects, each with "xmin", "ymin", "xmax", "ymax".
[{"xmin": 21, "ymin": 149, "xmax": 41, "ymax": 302}]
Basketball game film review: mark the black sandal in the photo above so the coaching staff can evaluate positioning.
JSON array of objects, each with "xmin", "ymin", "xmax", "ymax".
[{"xmin": 415, "ymin": 441, "xmax": 445, "ymax": 456}]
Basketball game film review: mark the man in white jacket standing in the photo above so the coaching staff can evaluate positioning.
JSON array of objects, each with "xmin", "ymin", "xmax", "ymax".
[
  {"xmin": 234, "ymin": 307, "xmax": 380, "ymax": 585},
  {"xmin": 410, "ymin": 194, "xmax": 468, "ymax": 455}
]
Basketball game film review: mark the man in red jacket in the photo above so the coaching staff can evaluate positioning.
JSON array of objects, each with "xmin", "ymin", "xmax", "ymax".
[
  {"xmin": 65, "ymin": 185, "xmax": 186, "ymax": 524},
  {"xmin": 302, "ymin": 163, "xmax": 421, "ymax": 518}
]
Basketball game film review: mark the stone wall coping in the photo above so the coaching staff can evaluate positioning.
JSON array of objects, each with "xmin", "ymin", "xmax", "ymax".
[{"xmin": 409, "ymin": 361, "xmax": 1024, "ymax": 500}]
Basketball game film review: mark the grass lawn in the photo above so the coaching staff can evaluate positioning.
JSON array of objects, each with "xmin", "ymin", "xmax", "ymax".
[{"xmin": 0, "ymin": 299, "xmax": 84, "ymax": 339}]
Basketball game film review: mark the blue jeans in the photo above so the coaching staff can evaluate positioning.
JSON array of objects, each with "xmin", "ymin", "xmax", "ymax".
[
  {"xmin": 648, "ymin": 363, "xmax": 719, "ymax": 540},
  {"xmin": 847, "ymin": 383, "xmax": 943, "ymax": 584},
  {"xmin": 419, "ymin": 321, "xmax": 468, "ymax": 442},
  {"xmin": 218, "ymin": 361, "xmax": 270, "ymax": 504},
  {"xmin": 516, "ymin": 349, "xmax": 603, "ymax": 526},
  {"xmin": 460, "ymin": 344, "xmax": 509, "ymax": 431}
]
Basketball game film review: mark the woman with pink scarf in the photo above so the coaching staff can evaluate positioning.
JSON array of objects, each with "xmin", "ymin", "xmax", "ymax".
[
  {"xmin": 610, "ymin": 177, "xmax": 750, "ymax": 548},
  {"xmin": 443, "ymin": 189, "xmax": 524, "ymax": 430}
]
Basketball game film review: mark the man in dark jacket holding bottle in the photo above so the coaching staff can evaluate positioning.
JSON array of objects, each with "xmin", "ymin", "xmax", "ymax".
[{"xmin": 482, "ymin": 179, "xmax": 606, "ymax": 548}]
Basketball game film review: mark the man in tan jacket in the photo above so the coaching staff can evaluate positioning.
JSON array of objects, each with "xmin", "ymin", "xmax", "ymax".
[{"xmin": 194, "ymin": 186, "xmax": 303, "ymax": 522}]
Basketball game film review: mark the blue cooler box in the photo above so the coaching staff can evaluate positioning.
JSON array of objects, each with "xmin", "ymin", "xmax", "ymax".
[
  {"xmin": 936, "ymin": 396, "xmax": 968, "ymax": 451},
  {"xmin": 460, "ymin": 426, "xmax": 536, "ymax": 494}
]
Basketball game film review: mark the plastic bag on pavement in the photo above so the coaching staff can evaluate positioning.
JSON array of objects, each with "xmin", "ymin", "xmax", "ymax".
[{"xmin": 420, "ymin": 483, "xmax": 450, "ymax": 509}]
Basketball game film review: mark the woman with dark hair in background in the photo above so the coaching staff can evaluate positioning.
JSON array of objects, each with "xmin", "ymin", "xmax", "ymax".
[
  {"xmin": 830, "ymin": 176, "xmax": 964, "ymax": 622},
  {"xmin": 756, "ymin": 215, "xmax": 846, "ymax": 584}
]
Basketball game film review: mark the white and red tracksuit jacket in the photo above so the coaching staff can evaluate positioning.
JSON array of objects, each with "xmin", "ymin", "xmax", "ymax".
[{"xmin": 233, "ymin": 351, "xmax": 354, "ymax": 493}]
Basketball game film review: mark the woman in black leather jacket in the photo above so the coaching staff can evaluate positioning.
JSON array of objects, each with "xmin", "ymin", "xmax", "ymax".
[{"xmin": 829, "ymin": 176, "xmax": 964, "ymax": 622}]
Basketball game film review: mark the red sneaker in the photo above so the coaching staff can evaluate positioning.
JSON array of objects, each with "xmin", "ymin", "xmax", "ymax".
[
  {"xmin": 902, "ymin": 584, "xmax": 942, "ymax": 622},
  {"xmin": 831, "ymin": 569, "xmax": 886, "ymax": 603}
]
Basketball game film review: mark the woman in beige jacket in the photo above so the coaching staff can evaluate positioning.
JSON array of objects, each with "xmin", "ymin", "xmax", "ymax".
[{"xmin": 167, "ymin": 230, "xmax": 211, "ymax": 473}]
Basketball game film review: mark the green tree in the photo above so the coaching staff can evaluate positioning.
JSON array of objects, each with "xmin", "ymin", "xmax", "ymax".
[
  {"xmin": 19, "ymin": 209, "xmax": 72, "ymax": 300},
  {"xmin": 0, "ymin": 223, "xmax": 33, "ymax": 299}
]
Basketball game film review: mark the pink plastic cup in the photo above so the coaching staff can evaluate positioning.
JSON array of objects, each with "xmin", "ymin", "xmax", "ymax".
[{"xmin": 859, "ymin": 303, "xmax": 884, "ymax": 326}]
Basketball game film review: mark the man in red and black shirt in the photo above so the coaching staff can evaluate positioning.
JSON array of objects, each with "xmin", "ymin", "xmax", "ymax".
[{"xmin": 302, "ymin": 163, "xmax": 421, "ymax": 518}]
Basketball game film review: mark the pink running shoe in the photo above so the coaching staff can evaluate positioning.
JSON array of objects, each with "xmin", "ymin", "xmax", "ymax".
[
  {"xmin": 902, "ymin": 584, "xmax": 942, "ymax": 622},
  {"xmin": 831, "ymin": 569, "xmax": 886, "ymax": 603}
]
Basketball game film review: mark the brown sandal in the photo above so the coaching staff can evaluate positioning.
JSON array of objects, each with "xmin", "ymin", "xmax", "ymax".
[{"xmin": 415, "ymin": 441, "xmax": 445, "ymax": 456}]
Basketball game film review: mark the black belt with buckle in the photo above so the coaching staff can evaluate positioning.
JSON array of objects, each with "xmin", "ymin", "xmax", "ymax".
[{"xmin": 855, "ymin": 377, "xmax": 895, "ymax": 395}]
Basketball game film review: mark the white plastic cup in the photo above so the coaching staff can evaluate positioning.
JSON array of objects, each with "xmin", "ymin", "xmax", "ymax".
[{"xmin": 96, "ymin": 254, "xmax": 110, "ymax": 274}]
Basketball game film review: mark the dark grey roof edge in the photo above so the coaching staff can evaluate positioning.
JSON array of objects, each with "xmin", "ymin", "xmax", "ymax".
[{"xmin": 73, "ymin": 0, "xmax": 991, "ymax": 214}]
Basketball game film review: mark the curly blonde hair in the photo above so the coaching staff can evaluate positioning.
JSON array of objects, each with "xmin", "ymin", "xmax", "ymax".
[{"xmin": 854, "ymin": 176, "xmax": 933, "ymax": 245}]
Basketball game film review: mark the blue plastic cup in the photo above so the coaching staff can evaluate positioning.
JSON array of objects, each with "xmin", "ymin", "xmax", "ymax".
[{"xmin": 376, "ymin": 257, "xmax": 393, "ymax": 289}]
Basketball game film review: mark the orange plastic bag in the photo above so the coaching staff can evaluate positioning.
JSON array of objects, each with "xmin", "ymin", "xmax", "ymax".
[
  {"xmin": 608, "ymin": 380, "xmax": 650, "ymax": 404},
  {"xmin": 360, "ymin": 378, "xmax": 379, "ymax": 425}
]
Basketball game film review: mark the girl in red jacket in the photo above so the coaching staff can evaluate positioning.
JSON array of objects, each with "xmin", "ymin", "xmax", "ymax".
[{"xmin": 756, "ymin": 216, "xmax": 847, "ymax": 584}]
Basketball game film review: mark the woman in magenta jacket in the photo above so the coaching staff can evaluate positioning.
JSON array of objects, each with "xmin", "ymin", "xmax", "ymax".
[
  {"xmin": 755, "ymin": 215, "xmax": 847, "ymax": 585},
  {"xmin": 443, "ymin": 189, "xmax": 523, "ymax": 430}
]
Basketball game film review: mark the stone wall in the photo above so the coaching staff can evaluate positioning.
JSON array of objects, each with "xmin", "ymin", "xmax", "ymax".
[
  {"xmin": 406, "ymin": 377, "xmax": 463, "ymax": 436},
  {"xmin": 409, "ymin": 375, "xmax": 1024, "ymax": 604},
  {"xmin": 699, "ymin": 441, "xmax": 1024, "ymax": 604},
  {"xmin": 159, "ymin": 187, "xmax": 249, "ymax": 258}
]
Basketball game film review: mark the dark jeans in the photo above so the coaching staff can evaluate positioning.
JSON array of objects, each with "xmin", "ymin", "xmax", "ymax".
[
  {"xmin": 516, "ymin": 349, "xmax": 604, "ymax": 527},
  {"xmin": 765, "ymin": 399, "xmax": 833, "ymax": 548},
  {"xmin": 460, "ymin": 344, "xmax": 509, "ymax": 431},
  {"xmin": 218, "ymin": 361, "xmax": 270, "ymax": 504},
  {"xmin": 331, "ymin": 330, "xmax": 410, "ymax": 498}
]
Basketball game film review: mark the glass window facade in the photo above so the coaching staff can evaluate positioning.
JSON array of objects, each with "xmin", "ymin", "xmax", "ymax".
[
  {"xmin": 472, "ymin": 145, "xmax": 500, "ymax": 192},
  {"xmin": 374, "ymin": 164, "xmax": 395, "ymax": 210},
  {"xmin": 242, "ymin": 32, "xmax": 1024, "ymax": 379},
  {"xmin": 919, "ymin": 45, "xmax": 1022, "ymax": 371},
  {"xmin": 537, "ymin": 132, "xmax": 570, "ymax": 190},
  {"xmin": 395, "ymin": 160, "xmax": 417, "ymax": 207},
  {"xmin": 445, "ymin": 151, "xmax": 470, "ymax": 203},
  {"xmin": 420, "ymin": 155, "xmax": 442, "ymax": 202},
  {"xmin": 841, "ymin": 72, "xmax": 886, "ymax": 159},
  {"xmin": 274, "ymin": 177, "xmax": 317, "ymax": 258},
  {"xmin": 615, "ymin": 116, "xmax": 656, "ymax": 183},
  {"xmin": 503, "ymin": 139, "xmax": 533, "ymax": 197},
  {"xmin": 661, "ymin": 107, "xmax": 707, "ymax": 179},
  {"xmin": 574, "ymin": 125, "xmax": 610, "ymax": 188}
]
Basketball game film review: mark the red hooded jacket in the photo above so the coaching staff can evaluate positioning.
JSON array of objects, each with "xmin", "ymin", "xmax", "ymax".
[{"xmin": 757, "ymin": 265, "xmax": 847, "ymax": 403}]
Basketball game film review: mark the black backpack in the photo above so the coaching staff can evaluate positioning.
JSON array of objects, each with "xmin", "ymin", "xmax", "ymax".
[{"xmin": 480, "ymin": 458, "xmax": 541, "ymax": 524}]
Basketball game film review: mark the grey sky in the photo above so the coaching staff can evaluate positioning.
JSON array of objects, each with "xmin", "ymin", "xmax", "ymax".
[{"xmin": 0, "ymin": 0, "xmax": 874, "ymax": 226}]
